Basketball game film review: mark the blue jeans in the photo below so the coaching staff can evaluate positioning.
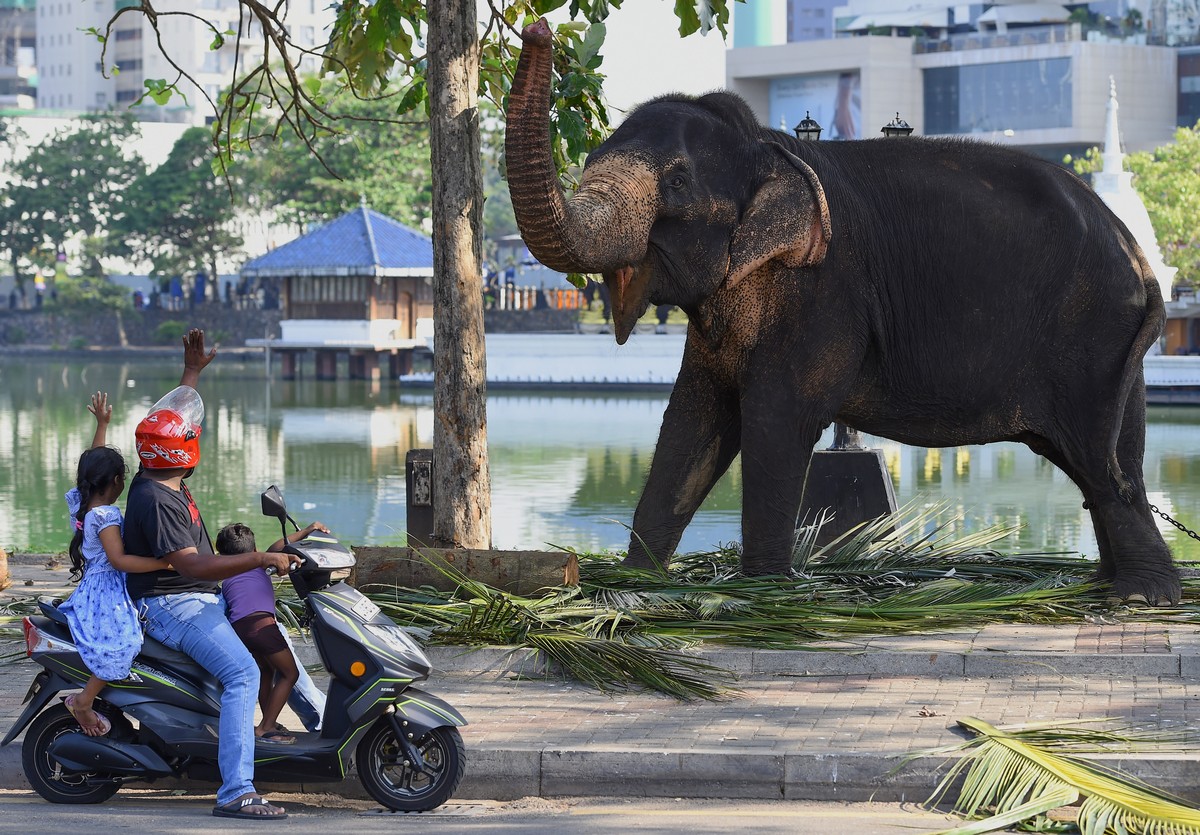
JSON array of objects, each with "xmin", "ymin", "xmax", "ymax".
[
  {"xmin": 141, "ymin": 592, "xmax": 259, "ymax": 806},
  {"xmin": 276, "ymin": 623, "xmax": 325, "ymax": 732}
]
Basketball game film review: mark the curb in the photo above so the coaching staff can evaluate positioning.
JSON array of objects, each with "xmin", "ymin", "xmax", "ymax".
[
  {"xmin": 3, "ymin": 743, "xmax": 1197, "ymax": 804},
  {"xmin": 416, "ymin": 645, "xmax": 1199, "ymax": 680}
]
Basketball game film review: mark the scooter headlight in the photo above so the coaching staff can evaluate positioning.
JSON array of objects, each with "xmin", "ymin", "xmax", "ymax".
[{"xmin": 364, "ymin": 623, "xmax": 430, "ymax": 667}]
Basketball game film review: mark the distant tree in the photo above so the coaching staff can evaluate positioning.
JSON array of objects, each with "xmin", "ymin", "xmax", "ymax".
[
  {"xmin": 243, "ymin": 92, "xmax": 434, "ymax": 229},
  {"xmin": 1067, "ymin": 122, "xmax": 1200, "ymax": 287},
  {"xmin": 0, "ymin": 114, "xmax": 143, "ymax": 297},
  {"xmin": 109, "ymin": 126, "xmax": 244, "ymax": 286}
]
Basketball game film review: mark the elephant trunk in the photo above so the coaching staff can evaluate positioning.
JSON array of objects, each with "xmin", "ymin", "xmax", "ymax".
[{"xmin": 506, "ymin": 19, "xmax": 658, "ymax": 278}]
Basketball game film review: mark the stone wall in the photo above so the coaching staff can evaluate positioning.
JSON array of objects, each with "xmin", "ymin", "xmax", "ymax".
[
  {"xmin": 0, "ymin": 307, "xmax": 282, "ymax": 348},
  {"xmin": 0, "ymin": 306, "xmax": 577, "ymax": 347},
  {"xmin": 483, "ymin": 308, "xmax": 578, "ymax": 333}
]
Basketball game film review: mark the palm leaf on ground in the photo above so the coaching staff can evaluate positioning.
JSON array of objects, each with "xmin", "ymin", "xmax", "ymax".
[{"xmin": 927, "ymin": 717, "xmax": 1200, "ymax": 834}]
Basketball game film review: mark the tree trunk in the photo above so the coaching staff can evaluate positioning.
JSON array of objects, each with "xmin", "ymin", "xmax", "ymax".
[
  {"xmin": 115, "ymin": 309, "xmax": 128, "ymax": 347},
  {"xmin": 425, "ymin": 0, "xmax": 492, "ymax": 548}
]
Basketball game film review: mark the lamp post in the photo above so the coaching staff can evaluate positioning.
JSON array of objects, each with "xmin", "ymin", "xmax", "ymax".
[
  {"xmin": 793, "ymin": 111, "xmax": 823, "ymax": 142},
  {"xmin": 793, "ymin": 107, "xmax": 901, "ymax": 545},
  {"xmin": 880, "ymin": 112, "xmax": 914, "ymax": 137},
  {"xmin": 793, "ymin": 113, "xmax": 862, "ymax": 452}
]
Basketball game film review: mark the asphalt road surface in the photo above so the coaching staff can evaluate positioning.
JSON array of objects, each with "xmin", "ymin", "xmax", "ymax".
[{"xmin": 0, "ymin": 789, "xmax": 992, "ymax": 833}]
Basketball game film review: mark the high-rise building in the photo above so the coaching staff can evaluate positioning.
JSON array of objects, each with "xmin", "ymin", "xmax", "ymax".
[
  {"xmin": 0, "ymin": 0, "xmax": 35, "ymax": 109},
  {"xmin": 728, "ymin": 0, "xmax": 1179, "ymax": 158},
  {"xmin": 37, "ymin": 0, "xmax": 334, "ymax": 123}
]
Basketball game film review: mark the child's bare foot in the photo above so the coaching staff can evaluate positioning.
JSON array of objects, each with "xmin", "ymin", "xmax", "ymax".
[{"xmin": 64, "ymin": 694, "xmax": 111, "ymax": 737}]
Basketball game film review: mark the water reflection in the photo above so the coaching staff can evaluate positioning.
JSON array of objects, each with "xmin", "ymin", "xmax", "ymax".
[{"xmin": 3, "ymin": 357, "xmax": 1200, "ymax": 562}]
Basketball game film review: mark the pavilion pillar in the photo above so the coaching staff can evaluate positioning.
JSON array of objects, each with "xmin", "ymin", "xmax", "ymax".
[
  {"xmin": 389, "ymin": 350, "xmax": 414, "ymax": 380},
  {"xmin": 350, "ymin": 352, "xmax": 381, "ymax": 382},
  {"xmin": 280, "ymin": 352, "xmax": 299, "ymax": 380},
  {"xmin": 315, "ymin": 350, "xmax": 338, "ymax": 380}
]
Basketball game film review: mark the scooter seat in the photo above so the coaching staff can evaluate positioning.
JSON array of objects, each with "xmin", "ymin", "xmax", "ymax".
[
  {"xmin": 140, "ymin": 637, "xmax": 203, "ymax": 672},
  {"xmin": 37, "ymin": 597, "xmax": 67, "ymax": 625}
]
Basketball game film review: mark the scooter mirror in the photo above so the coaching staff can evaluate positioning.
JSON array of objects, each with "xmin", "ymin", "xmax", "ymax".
[{"xmin": 261, "ymin": 485, "xmax": 287, "ymax": 521}]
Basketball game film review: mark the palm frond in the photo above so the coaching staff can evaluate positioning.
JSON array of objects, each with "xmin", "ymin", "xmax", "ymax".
[
  {"xmin": 523, "ymin": 628, "xmax": 734, "ymax": 701},
  {"xmin": 928, "ymin": 717, "xmax": 1200, "ymax": 834}
]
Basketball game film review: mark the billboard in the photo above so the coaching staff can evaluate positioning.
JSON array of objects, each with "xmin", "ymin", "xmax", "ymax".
[{"xmin": 768, "ymin": 71, "xmax": 862, "ymax": 140}]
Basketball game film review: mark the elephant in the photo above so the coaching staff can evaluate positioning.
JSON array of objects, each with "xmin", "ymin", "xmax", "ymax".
[{"xmin": 504, "ymin": 19, "xmax": 1179, "ymax": 605}]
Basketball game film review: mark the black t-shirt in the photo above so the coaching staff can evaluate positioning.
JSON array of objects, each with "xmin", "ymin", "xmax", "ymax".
[{"xmin": 124, "ymin": 475, "xmax": 220, "ymax": 600}]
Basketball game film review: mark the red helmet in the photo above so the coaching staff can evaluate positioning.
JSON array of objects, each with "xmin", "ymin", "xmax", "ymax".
[{"xmin": 135, "ymin": 386, "xmax": 204, "ymax": 469}]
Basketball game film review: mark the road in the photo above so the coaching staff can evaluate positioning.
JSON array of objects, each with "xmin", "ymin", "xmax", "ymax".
[{"xmin": 0, "ymin": 789, "xmax": 988, "ymax": 833}]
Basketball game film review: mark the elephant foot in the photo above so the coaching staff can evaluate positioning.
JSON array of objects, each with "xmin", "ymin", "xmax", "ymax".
[{"xmin": 1102, "ymin": 568, "xmax": 1182, "ymax": 607}]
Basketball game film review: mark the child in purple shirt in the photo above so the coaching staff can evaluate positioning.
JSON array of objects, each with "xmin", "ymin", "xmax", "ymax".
[{"xmin": 216, "ymin": 520, "xmax": 327, "ymax": 744}]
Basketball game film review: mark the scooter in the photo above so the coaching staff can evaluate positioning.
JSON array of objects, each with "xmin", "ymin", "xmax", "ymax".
[{"xmin": 2, "ymin": 485, "xmax": 467, "ymax": 812}]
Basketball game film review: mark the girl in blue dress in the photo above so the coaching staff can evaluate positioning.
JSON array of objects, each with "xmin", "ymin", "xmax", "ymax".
[{"xmin": 60, "ymin": 392, "xmax": 166, "ymax": 737}]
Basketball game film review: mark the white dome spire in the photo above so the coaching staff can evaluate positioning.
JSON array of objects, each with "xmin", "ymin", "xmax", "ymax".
[{"xmin": 1092, "ymin": 77, "xmax": 1176, "ymax": 304}]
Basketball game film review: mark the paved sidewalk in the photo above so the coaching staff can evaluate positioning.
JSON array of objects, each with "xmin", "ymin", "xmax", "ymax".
[{"xmin": 3, "ymin": 556, "xmax": 1199, "ymax": 804}]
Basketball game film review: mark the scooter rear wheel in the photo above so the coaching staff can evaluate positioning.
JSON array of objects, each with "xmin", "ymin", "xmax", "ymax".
[
  {"xmin": 356, "ymin": 722, "xmax": 465, "ymax": 812},
  {"xmin": 22, "ymin": 704, "xmax": 121, "ymax": 804}
]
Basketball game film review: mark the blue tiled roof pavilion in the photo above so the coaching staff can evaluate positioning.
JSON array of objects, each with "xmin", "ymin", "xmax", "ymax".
[{"xmin": 241, "ymin": 204, "xmax": 434, "ymax": 279}]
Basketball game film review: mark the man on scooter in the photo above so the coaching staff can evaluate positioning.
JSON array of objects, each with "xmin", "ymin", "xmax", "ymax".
[{"xmin": 123, "ymin": 330, "xmax": 296, "ymax": 821}]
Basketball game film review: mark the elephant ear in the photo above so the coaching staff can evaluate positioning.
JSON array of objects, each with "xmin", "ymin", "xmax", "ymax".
[{"xmin": 726, "ymin": 142, "xmax": 832, "ymax": 288}]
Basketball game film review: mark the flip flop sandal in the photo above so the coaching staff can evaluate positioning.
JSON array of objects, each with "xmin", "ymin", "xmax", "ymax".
[
  {"xmin": 212, "ymin": 796, "xmax": 288, "ymax": 820},
  {"xmin": 64, "ymin": 695, "xmax": 111, "ymax": 737},
  {"xmin": 258, "ymin": 730, "xmax": 296, "ymax": 744}
]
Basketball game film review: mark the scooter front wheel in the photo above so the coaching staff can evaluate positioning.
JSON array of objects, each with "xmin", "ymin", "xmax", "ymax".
[
  {"xmin": 356, "ymin": 721, "xmax": 465, "ymax": 812},
  {"xmin": 22, "ymin": 704, "xmax": 121, "ymax": 804}
]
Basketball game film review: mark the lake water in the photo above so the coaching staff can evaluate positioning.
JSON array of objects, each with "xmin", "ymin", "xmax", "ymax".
[{"xmin": 5, "ymin": 350, "xmax": 1200, "ymax": 562}]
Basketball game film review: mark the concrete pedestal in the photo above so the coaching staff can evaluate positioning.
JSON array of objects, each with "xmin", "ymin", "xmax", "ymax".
[{"xmin": 800, "ymin": 448, "xmax": 898, "ymax": 545}]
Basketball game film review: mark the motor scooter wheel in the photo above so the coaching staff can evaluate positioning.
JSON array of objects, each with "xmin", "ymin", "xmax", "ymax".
[
  {"xmin": 356, "ymin": 722, "xmax": 465, "ymax": 812},
  {"xmin": 22, "ymin": 704, "xmax": 121, "ymax": 804}
]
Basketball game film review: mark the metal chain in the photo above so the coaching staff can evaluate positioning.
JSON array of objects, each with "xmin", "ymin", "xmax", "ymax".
[{"xmin": 1149, "ymin": 503, "xmax": 1200, "ymax": 543}]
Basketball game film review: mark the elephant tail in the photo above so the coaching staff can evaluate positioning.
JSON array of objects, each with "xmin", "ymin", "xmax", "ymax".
[{"xmin": 1107, "ymin": 247, "xmax": 1164, "ymax": 501}]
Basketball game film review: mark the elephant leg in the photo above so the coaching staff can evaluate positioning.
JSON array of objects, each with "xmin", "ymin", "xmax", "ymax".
[
  {"xmin": 1023, "ymin": 434, "xmax": 1115, "ymax": 577},
  {"xmin": 1098, "ymin": 384, "xmax": 1178, "ymax": 603},
  {"xmin": 1036, "ymin": 384, "xmax": 1178, "ymax": 603},
  {"xmin": 738, "ymin": 391, "xmax": 831, "ymax": 577},
  {"xmin": 624, "ymin": 361, "xmax": 742, "ymax": 571}
]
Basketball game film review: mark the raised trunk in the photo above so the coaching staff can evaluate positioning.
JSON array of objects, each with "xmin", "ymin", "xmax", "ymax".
[
  {"xmin": 427, "ymin": 0, "xmax": 491, "ymax": 549},
  {"xmin": 505, "ymin": 19, "xmax": 583, "ymax": 274},
  {"xmin": 506, "ymin": 19, "xmax": 659, "ymax": 278}
]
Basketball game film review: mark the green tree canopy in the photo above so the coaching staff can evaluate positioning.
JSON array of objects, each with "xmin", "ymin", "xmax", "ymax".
[
  {"xmin": 241, "ymin": 92, "xmax": 433, "ymax": 229},
  {"xmin": 0, "ymin": 114, "xmax": 143, "ymax": 291},
  {"xmin": 1068, "ymin": 122, "xmax": 1200, "ymax": 287},
  {"xmin": 109, "ymin": 126, "xmax": 244, "ymax": 282}
]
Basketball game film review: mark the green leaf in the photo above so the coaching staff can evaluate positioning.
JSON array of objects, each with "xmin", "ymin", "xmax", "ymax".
[
  {"xmin": 141, "ymin": 79, "xmax": 174, "ymax": 106},
  {"xmin": 673, "ymin": 0, "xmax": 702, "ymax": 36},
  {"xmin": 209, "ymin": 31, "xmax": 225, "ymax": 51},
  {"xmin": 577, "ymin": 21, "xmax": 606, "ymax": 67}
]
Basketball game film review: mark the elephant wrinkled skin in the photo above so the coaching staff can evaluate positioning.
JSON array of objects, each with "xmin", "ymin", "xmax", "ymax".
[{"xmin": 504, "ymin": 19, "xmax": 1179, "ymax": 605}]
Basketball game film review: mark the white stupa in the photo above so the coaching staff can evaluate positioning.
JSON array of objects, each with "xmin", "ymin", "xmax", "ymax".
[{"xmin": 1091, "ymin": 77, "xmax": 1176, "ymax": 304}]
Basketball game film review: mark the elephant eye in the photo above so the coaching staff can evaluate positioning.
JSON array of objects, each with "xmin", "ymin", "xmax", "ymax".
[{"xmin": 666, "ymin": 174, "xmax": 686, "ymax": 190}]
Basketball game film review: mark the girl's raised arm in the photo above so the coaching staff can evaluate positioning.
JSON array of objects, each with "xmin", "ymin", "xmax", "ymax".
[
  {"xmin": 87, "ymin": 392, "xmax": 112, "ymax": 449},
  {"xmin": 97, "ymin": 526, "xmax": 169, "ymax": 573}
]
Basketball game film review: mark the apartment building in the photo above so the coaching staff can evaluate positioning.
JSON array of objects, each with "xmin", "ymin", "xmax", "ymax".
[{"xmin": 36, "ymin": 0, "xmax": 334, "ymax": 123}]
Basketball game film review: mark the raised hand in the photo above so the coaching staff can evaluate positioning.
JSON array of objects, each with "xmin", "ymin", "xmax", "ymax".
[
  {"xmin": 180, "ymin": 328, "xmax": 217, "ymax": 388},
  {"xmin": 87, "ymin": 391, "xmax": 112, "ymax": 448}
]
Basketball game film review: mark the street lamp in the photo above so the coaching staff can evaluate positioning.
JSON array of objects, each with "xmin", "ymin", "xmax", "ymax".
[
  {"xmin": 793, "ymin": 111, "xmax": 823, "ymax": 142},
  {"xmin": 880, "ymin": 112, "xmax": 914, "ymax": 137},
  {"xmin": 796, "ymin": 107, "xmax": 903, "ymax": 544}
]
